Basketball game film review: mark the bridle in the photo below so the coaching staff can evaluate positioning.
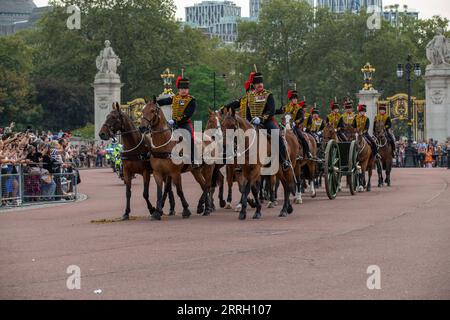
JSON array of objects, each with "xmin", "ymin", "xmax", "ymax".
[
  {"xmin": 141, "ymin": 103, "xmax": 174, "ymax": 149},
  {"xmin": 104, "ymin": 111, "xmax": 146, "ymax": 154}
]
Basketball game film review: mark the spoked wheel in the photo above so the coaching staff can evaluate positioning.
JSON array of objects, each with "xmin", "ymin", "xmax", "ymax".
[
  {"xmin": 348, "ymin": 140, "xmax": 359, "ymax": 196},
  {"xmin": 324, "ymin": 140, "xmax": 341, "ymax": 200}
]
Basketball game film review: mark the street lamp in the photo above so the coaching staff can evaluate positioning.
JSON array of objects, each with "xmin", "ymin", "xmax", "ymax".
[
  {"xmin": 361, "ymin": 62, "xmax": 376, "ymax": 90},
  {"xmin": 396, "ymin": 55, "xmax": 422, "ymax": 168}
]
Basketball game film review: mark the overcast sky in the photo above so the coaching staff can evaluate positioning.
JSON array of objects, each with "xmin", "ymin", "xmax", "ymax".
[{"xmin": 34, "ymin": 0, "xmax": 450, "ymax": 20}]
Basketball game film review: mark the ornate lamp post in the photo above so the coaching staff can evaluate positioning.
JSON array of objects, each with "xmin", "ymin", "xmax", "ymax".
[
  {"xmin": 160, "ymin": 68, "xmax": 175, "ymax": 95},
  {"xmin": 397, "ymin": 55, "xmax": 422, "ymax": 167},
  {"xmin": 361, "ymin": 62, "xmax": 376, "ymax": 91}
]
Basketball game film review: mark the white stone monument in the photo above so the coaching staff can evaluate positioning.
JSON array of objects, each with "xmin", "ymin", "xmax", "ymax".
[
  {"xmin": 356, "ymin": 63, "xmax": 380, "ymax": 134},
  {"xmin": 93, "ymin": 40, "xmax": 123, "ymax": 142},
  {"xmin": 424, "ymin": 27, "xmax": 450, "ymax": 143}
]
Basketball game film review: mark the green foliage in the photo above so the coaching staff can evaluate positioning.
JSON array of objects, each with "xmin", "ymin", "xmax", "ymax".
[{"xmin": 72, "ymin": 123, "xmax": 95, "ymax": 140}]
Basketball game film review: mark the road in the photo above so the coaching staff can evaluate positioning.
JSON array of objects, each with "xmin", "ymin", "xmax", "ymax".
[{"xmin": 0, "ymin": 168, "xmax": 449, "ymax": 299}]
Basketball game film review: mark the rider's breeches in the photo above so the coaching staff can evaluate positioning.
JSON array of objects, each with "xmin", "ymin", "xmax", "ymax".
[
  {"xmin": 263, "ymin": 118, "xmax": 287, "ymax": 162},
  {"xmin": 178, "ymin": 120, "xmax": 195, "ymax": 163},
  {"xmin": 293, "ymin": 126, "xmax": 310, "ymax": 156}
]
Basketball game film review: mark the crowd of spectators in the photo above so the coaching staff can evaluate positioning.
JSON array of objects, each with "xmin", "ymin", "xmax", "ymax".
[
  {"xmin": 0, "ymin": 122, "xmax": 101, "ymax": 206},
  {"xmin": 395, "ymin": 138, "xmax": 450, "ymax": 168}
]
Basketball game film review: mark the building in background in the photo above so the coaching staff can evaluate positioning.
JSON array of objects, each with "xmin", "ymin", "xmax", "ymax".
[
  {"xmin": 316, "ymin": 0, "xmax": 383, "ymax": 13},
  {"xmin": 185, "ymin": 0, "xmax": 242, "ymax": 43},
  {"xmin": 383, "ymin": 4, "xmax": 419, "ymax": 25},
  {"xmin": 0, "ymin": 0, "xmax": 51, "ymax": 36}
]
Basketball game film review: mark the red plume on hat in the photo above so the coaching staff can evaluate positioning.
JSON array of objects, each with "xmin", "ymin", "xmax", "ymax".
[
  {"xmin": 244, "ymin": 80, "xmax": 251, "ymax": 91},
  {"xmin": 299, "ymin": 100, "xmax": 306, "ymax": 107},
  {"xmin": 176, "ymin": 76, "xmax": 182, "ymax": 89},
  {"xmin": 310, "ymin": 107, "xmax": 315, "ymax": 114},
  {"xmin": 248, "ymin": 72, "xmax": 255, "ymax": 84},
  {"xmin": 358, "ymin": 104, "xmax": 364, "ymax": 112},
  {"xmin": 287, "ymin": 90, "xmax": 294, "ymax": 100}
]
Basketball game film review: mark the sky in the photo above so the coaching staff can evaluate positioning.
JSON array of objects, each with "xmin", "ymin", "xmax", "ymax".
[{"xmin": 33, "ymin": 0, "xmax": 450, "ymax": 20}]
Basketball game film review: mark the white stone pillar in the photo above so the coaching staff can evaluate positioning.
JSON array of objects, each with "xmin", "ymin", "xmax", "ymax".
[
  {"xmin": 424, "ymin": 65, "xmax": 450, "ymax": 143},
  {"xmin": 356, "ymin": 89, "xmax": 381, "ymax": 135},
  {"xmin": 93, "ymin": 75, "xmax": 123, "ymax": 143}
]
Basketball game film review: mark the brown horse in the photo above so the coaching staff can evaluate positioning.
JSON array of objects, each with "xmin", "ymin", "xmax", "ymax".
[
  {"xmin": 374, "ymin": 120, "xmax": 393, "ymax": 187},
  {"xmin": 140, "ymin": 97, "xmax": 214, "ymax": 220},
  {"xmin": 355, "ymin": 131, "xmax": 375, "ymax": 192},
  {"xmin": 99, "ymin": 103, "xmax": 174, "ymax": 220}
]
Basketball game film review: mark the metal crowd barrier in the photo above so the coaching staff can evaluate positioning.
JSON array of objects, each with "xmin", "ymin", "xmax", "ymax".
[{"xmin": 0, "ymin": 164, "xmax": 79, "ymax": 209}]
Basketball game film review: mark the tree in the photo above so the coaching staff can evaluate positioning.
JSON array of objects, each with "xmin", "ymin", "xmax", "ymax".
[{"xmin": 0, "ymin": 35, "xmax": 41, "ymax": 129}]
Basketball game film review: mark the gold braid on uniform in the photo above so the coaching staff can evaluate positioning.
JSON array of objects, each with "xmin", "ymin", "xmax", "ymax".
[{"xmin": 172, "ymin": 95, "xmax": 193, "ymax": 122}]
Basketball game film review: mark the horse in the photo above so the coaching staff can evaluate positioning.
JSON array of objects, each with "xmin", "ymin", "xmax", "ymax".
[
  {"xmin": 140, "ymin": 97, "xmax": 213, "ymax": 220},
  {"xmin": 99, "ymin": 103, "xmax": 174, "ymax": 220},
  {"xmin": 355, "ymin": 131, "xmax": 375, "ymax": 192},
  {"xmin": 374, "ymin": 120, "xmax": 393, "ymax": 187}
]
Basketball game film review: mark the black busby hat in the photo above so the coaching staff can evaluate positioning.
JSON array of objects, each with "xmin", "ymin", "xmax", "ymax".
[
  {"xmin": 358, "ymin": 104, "xmax": 367, "ymax": 112},
  {"xmin": 252, "ymin": 72, "xmax": 264, "ymax": 84},
  {"xmin": 379, "ymin": 103, "xmax": 387, "ymax": 110},
  {"xmin": 288, "ymin": 90, "xmax": 299, "ymax": 100},
  {"xmin": 176, "ymin": 76, "xmax": 189, "ymax": 89}
]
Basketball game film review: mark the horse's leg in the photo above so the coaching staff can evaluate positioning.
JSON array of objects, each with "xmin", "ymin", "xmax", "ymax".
[
  {"xmin": 386, "ymin": 160, "xmax": 392, "ymax": 187},
  {"xmin": 295, "ymin": 175, "xmax": 303, "ymax": 204},
  {"xmin": 164, "ymin": 177, "xmax": 176, "ymax": 216},
  {"xmin": 279, "ymin": 177, "xmax": 290, "ymax": 218},
  {"xmin": 121, "ymin": 170, "xmax": 132, "ymax": 221},
  {"xmin": 239, "ymin": 181, "xmax": 250, "ymax": 220},
  {"xmin": 226, "ymin": 165, "xmax": 233, "ymax": 209},
  {"xmin": 218, "ymin": 171, "xmax": 226, "ymax": 208},
  {"xmin": 152, "ymin": 174, "xmax": 164, "ymax": 221},
  {"xmin": 173, "ymin": 174, "xmax": 191, "ymax": 219},
  {"xmin": 367, "ymin": 164, "xmax": 373, "ymax": 192},
  {"xmin": 191, "ymin": 169, "xmax": 207, "ymax": 214},
  {"xmin": 251, "ymin": 181, "xmax": 262, "ymax": 220},
  {"xmin": 274, "ymin": 176, "xmax": 280, "ymax": 205},
  {"xmin": 201, "ymin": 166, "xmax": 214, "ymax": 216},
  {"xmin": 377, "ymin": 156, "xmax": 384, "ymax": 187},
  {"xmin": 143, "ymin": 170, "xmax": 155, "ymax": 216}
]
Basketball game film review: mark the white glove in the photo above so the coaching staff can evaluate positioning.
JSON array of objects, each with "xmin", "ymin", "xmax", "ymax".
[
  {"xmin": 334, "ymin": 128, "xmax": 338, "ymax": 133},
  {"xmin": 252, "ymin": 117, "xmax": 261, "ymax": 125},
  {"xmin": 168, "ymin": 119, "xmax": 175, "ymax": 126},
  {"xmin": 303, "ymin": 127, "xmax": 307, "ymax": 132}
]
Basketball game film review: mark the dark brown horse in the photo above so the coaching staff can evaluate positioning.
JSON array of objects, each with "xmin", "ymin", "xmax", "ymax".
[
  {"xmin": 140, "ymin": 97, "xmax": 214, "ymax": 220},
  {"xmin": 355, "ymin": 131, "xmax": 375, "ymax": 192},
  {"xmin": 99, "ymin": 103, "xmax": 174, "ymax": 220},
  {"xmin": 374, "ymin": 120, "xmax": 393, "ymax": 187}
]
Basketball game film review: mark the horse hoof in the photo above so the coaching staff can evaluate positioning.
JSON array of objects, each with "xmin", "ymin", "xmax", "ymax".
[
  {"xmin": 225, "ymin": 202, "xmax": 232, "ymax": 209},
  {"xmin": 248, "ymin": 199, "xmax": 256, "ymax": 208},
  {"xmin": 273, "ymin": 200, "xmax": 279, "ymax": 206},
  {"xmin": 267, "ymin": 202, "xmax": 275, "ymax": 208},
  {"xmin": 235, "ymin": 204, "xmax": 242, "ymax": 212},
  {"xmin": 203, "ymin": 211, "xmax": 211, "ymax": 217},
  {"xmin": 287, "ymin": 205, "xmax": 294, "ymax": 214},
  {"xmin": 151, "ymin": 212, "xmax": 161, "ymax": 221},
  {"xmin": 220, "ymin": 200, "xmax": 226, "ymax": 208},
  {"xmin": 294, "ymin": 198, "xmax": 302, "ymax": 204},
  {"xmin": 239, "ymin": 212, "xmax": 246, "ymax": 220},
  {"xmin": 252, "ymin": 212, "xmax": 262, "ymax": 219},
  {"xmin": 197, "ymin": 206, "xmax": 204, "ymax": 214},
  {"xmin": 121, "ymin": 214, "xmax": 130, "ymax": 221},
  {"xmin": 149, "ymin": 207, "xmax": 156, "ymax": 215},
  {"xmin": 168, "ymin": 210, "xmax": 175, "ymax": 216},
  {"xmin": 279, "ymin": 211, "xmax": 288, "ymax": 218},
  {"xmin": 182, "ymin": 209, "xmax": 191, "ymax": 219}
]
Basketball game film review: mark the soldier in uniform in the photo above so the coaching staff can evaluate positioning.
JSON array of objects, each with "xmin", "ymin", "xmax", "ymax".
[
  {"xmin": 248, "ymin": 72, "xmax": 291, "ymax": 171},
  {"xmin": 308, "ymin": 107, "xmax": 325, "ymax": 136},
  {"xmin": 157, "ymin": 73, "xmax": 198, "ymax": 166},
  {"xmin": 326, "ymin": 100, "xmax": 346, "ymax": 141},
  {"xmin": 375, "ymin": 103, "xmax": 396, "ymax": 157},
  {"xmin": 353, "ymin": 104, "xmax": 379, "ymax": 158},
  {"xmin": 276, "ymin": 90, "xmax": 312, "ymax": 158},
  {"xmin": 342, "ymin": 99, "xmax": 356, "ymax": 127}
]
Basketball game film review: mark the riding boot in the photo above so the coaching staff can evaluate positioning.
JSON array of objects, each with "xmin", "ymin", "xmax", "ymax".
[{"xmin": 279, "ymin": 136, "xmax": 290, "ymax": 171}]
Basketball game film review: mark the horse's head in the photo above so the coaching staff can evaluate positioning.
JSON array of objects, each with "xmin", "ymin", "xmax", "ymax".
[
  {"xmin": 322, "ymin": 123, "xmax": 337, "ymax": 143},
  {"xmin": 374, "ymin": 120, "xmax": 385, "ymax": 138},
  {"xmin": 99, "ymin": 102, "xmax": 124, "ymax": 140},
  {"xmin": 221, "ymin": 107, "xmax": 239, "ymax": 131},
  {"xmin": 140, "ymin": 96, "xmax": 163, "ymax": 133},
  {"xmin": 205, "ymin": 109, "xmax": 222, "ymax": 131}
]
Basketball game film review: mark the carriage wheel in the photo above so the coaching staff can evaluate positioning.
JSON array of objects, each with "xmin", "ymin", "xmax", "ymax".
[
  {"xmin": 348, "ymin": 140, "xmax": 359, "ymax": 196},
  {"xmin": 324, "ymin": 140, "xmax": 341, "ymax": 200}
]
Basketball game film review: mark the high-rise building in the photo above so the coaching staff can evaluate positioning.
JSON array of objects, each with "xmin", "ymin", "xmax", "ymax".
[
  {"xmin": 315, "ymin": 0, "xmax": 383, "ymax": 13},
  {"xmin": 0, "ymin": 0, "xmax": 36, "ymax": 36},
  {"xmin": 185, "ymin": 0, "xmax": 241, "ymax": 43}
]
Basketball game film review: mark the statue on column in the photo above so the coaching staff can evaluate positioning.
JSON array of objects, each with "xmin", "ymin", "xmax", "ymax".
[
  {"xmin": 96, "ymin": 40, "xmax": 121, "ymax": 75},
  {"xmin": 426, "ymin": 27, "xmax": 450, "ymax": 66}
]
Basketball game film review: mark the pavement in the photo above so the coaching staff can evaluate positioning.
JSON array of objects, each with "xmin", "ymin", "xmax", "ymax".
[{"xmin": 0, "ymin": 167, "xmax": 449, "ymax": 299}]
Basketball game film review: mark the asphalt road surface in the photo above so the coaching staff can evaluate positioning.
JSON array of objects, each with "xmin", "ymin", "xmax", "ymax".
[{"xmin": 1, "ymin": 168, "xmax": 449, "ymax": 299}]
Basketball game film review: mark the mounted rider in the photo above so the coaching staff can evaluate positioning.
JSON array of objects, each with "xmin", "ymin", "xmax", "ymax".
[
  {"xmin": 326, "ymin": 100, "xmax": 346, "ymax": 141},
  {"xmin": 276, "ymin": 90, "xmax": 312, "ymax": 158},
  {"xmin": 353, "ymin": 104, "xmax": 379, "ymax": 158},
  {"xmin": 308, "ymin": 107, "xmax": 325, "ymax": 136},
  {"xmin": 342, "ymin": 99, "xmax": 356, "ymax": 127},
  {"xmin": 247, "ymin": 71, "xmax": 291, "ymax": 171},
  {"xmin": 156, "ymin": 71, "xmax": 198, "ymax": 167},
  {"xmin": 375, "ymin": 103, "xmax": 396, "ymax": 157}
]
